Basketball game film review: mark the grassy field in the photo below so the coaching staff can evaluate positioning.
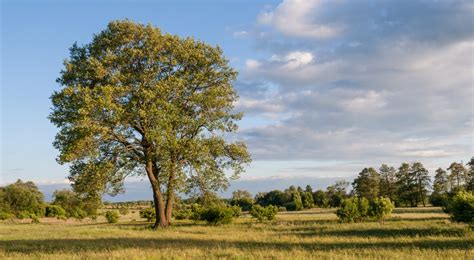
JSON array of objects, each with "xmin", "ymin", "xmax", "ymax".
[{"xmin": 0, "ymin": 207, "xmax": 472, "ymax": 259}]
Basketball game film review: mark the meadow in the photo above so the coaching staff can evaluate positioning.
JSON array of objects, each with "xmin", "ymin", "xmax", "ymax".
[{"xmin": 0, "ymin": 207, "xmax": 472, "ymax": 259}]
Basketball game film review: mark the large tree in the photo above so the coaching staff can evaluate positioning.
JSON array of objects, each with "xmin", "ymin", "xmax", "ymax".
[
  {"xmin": 50, "ymin": 20, "xmax": 251, "ymax": 228},
  {"xmin": 447, "ymin": 162, "xmax": 467, "ymax": 191},
  {"xmin": 352, "ymin": 168, "xmax": 380, "ymax": 200},
  {"xmin": 378, "ymin": 164, "xmax": 397, "ymax": 201},
  {"xmin": 410, "ymin": 162, "xmax": 430, "ymax": 207}
]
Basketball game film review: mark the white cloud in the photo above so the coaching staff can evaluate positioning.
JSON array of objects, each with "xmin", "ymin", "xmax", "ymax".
[
  {"xmin": 258, "ymin": 0, "xmax": 342, "ymax": 39},
  {"xmin": 245, "ymin": 59, "xmax": 261, "ymax": 70},
  {"xmin": 233, "ymin": 30, "xmax": 249, "ymax": 38}
]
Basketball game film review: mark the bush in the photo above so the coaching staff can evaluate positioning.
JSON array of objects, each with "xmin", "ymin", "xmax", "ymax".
[
  {"xmin": 230, "ymin": 197, "xmax": 254, "ymax": 211},
  {"xmin": 250, "ymin": 205, "xmax": 278, "ymax": 222},
  {"xmin": 199, "ymin": 206, "xmax": 235, "ymax": 225},
  {"xmin": 368, "ymin": 197, "xmax": 394, "ymax": 221},
  {"xmin": 105, "ymin": 211, "xmax": 119, "ymax": 223},
  {"xmin": 17, "ymin": 211, "xmax": 33, "ymax": 220},
  {"xmin": 0, "ymin": 212, "xmax": 13, "ymax": 220},
  {"xmin": 119, "ymin": 207, "xmax": 130, "ymax": 215},
  {"xmin": 231, "ymin": 205, "xmax": 242, "ymax": 217},
  {"xmin": 278, "ymin": 206, "xmax": 287, "ymax": 212},
  {"xmin": 139, "ymin": 207, "xmax": 156, "ymax": 221},
  {"xmin": 430, "ymin": 193, "xmax": 448, "ymax": 207},
  {"xmin": 444, "ymin": 191, "xmax": 474, "ymax": 225},
  {"xmin": 0, "ymin": 180, "xmax": 45, "ymax": 217},
  {"xmin": 45, "ymin": 205, "xmax": 66, "ymax": 218},
  {"xmin": 173, "ymin": 208, "xmax": 192, "ymax": 220},
  {"xmin": 336, "ymin": 197, "xmax": 369, "ymax": 223}
]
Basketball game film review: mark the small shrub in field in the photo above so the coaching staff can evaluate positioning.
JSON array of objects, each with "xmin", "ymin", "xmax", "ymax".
[
  {"xmin": 190, "ymin": 204, "xmax": 204, "ymax": 221},
  {"xmin": 17, "ymin": 211, "xmax": 33, "ymax": 220},
  {"xmin": 368, "ymin": 197, "xmax": 394, "ymax": 221},
  {"xmin": 250, "ymin": 205, "xmax": 278, "ymax": 222},
  {"xmin": 70, "ymin": 208, "xmax": 87, "ymax": 220},
  {"xmin": 0, "ymin": 212, "xmax": 13, "ymax": 220},
  {"xmin": 336, "ymin": 197, "xmax": 369, "ymax": 222},
  {"xmin": 231, "ymin": 205, "xmax": 242, "ymax": 217},
  {"xmin": 444, "ymin": 191, "xmax": 474, "ymax": 225},
  {"xmin": 199, "ymin": 206, "xmax": 235, "ymax": 225},
  {"xmin": 119, "ymin": 207, "xmax": 129, "ymax": 215},
  {"xmin": 139, "ymin": 207, "xmax": 156, "ymax": 221},
  {"xmin": 173, "ymin": 208, "xmax": 192, "ymax": 220},
  {"xmin": 45, "ymin": 205, "xmax": 66, "ymax": 218},
  {"xmin": 105, "ymin": 211, "xmax": 119, "ymax": 223},
  {"xmin": 31, "ymin": 215, "xmax": 40, "ymax": 224},
  {"xmin": 278, "ymin": 206, "xmax": 287, "ymax": 212}
]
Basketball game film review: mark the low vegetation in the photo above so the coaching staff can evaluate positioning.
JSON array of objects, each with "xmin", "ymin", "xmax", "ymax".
[{"xmin": 0, "ymin": 207, "xmax": 472, "ymax": 259}]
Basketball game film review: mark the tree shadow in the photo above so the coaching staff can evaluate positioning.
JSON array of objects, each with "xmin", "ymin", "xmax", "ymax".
[
  {"xmin": 286, "ymin": 227, "xmax": 468, "ymax": 238},
  {"xmin": 1, "ymin": 236, "xmax": 471, "ymax": 254}
]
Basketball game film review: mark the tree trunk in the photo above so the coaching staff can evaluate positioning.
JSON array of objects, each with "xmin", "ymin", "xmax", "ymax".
[
  {"xmin": 145, "ymin": 160, "xmax": 168, "ymax": 228},
  {"xmin": 164, "ymin": 166, "xmax": 176, "ymax": 225}
]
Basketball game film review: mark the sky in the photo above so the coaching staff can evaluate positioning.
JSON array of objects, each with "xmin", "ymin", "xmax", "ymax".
[{"xmin": 1, "ymin": 0, "xmax": 473, "ymax": 192}]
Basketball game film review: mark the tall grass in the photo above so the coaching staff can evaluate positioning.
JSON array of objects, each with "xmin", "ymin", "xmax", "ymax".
[{"xmin": 0, "ymin": 207, "xmax": 472, "ymax": 259}]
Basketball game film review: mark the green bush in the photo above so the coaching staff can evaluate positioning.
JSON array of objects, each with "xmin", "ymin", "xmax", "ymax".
[
  {"xmin": 278, "ymin": 206, "xmax": 287, "ymax": 212},
  {"xmin": 17, "ymin": 211, "xmax": 33, "ymax": 220},
  {"xmin": 45, "ymin": 205, "xmax": 66, "ymax": 218},
  {"xmin": 139, "ymin": 207, "xmax": 156, "ymax": 221},
  {"xmin": 230, "ymin": 197, "xmax": 254, "ymax": 211},
  {"xmin": 199, "ymin": 206, "xmax": 235, "ymax": 225},
  {"xmin": 368, "ymin": 197, "xmax": 394, "ymax": 221},
  {"xmin": 173, "ymin": 208, "xmax": 192, "ymax": 220},
  {"xmin": 0, "ymin": 212, "xmax": 13, "ymax": 220},
  {"xmin": 250, "ymin": 205, "xmax": 278, "ymax": 222},
  {"xmin": 336, "ymin": 197, "xmax": 369, "ymax": 222},
  {"xmin": 105, "ymin": 210, "xmax": 119, "ymax": 223},
  {"xmin": 119, "ymin": 207, "xmax": 130, "ymax": 215},
  {"xmin": 444, "ymin": 191, "xmax": 474, "ymax": 225},
  {"xmin": 231, "ymin": 205, "xmax": 242, "ymax": 217}
]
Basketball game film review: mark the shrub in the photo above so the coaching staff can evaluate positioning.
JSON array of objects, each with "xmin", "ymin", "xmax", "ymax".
[
  {"xmin": 0, "ymin": 212, "xmax": 13, "ymax": 220},
  {"xmin": 444, "ymin": 191, "xmax": 474, "ymax": 225},
  {"xmin": 105, "ymin": 211, "xmax": 119, "ymax": 223},
  {"xmin": 336, "ymin": 197, "xmax": 369, "ymax": 223},
  {"xmin": 17, "ymin": 211, "xmax": 33, "ymax": 220},
  {"xmin": 173, "ymin": 208, "xmax": 192, "ymax": 220},
  {"xmin": 139, "ymin": 207, "xmax": 156, "ymax": 221},
  {"xmin": 199, "ymin": 206, "xmax": 235, "ymax": 225},
  {"xmin": 278, "ymin": 206, "xmax": 287, "ymax": 212},
  {"xmin": 430, "ymin": 193, "xmax": 448, "ymax": 207},
  {"xmin": 230, "ymin": 197, "xmax": 254, "ymax": 211},
  {"xmin": 250, "ymin": 205, "xmax": 278, "ymax": 222},
  {"xmin": 368, "ymin": 197, "xmax": 394, "ymax": 221},
  {"xmin": 119, "ymin": 207, "xmax": 130, "ymax": 215},
  {"xmin": 45, "ymin": 205, "xmax": 66, "ymax": 218},
  {"xmin": 231, "ymin": 205, "xmax": 242, "ymax": 217}
]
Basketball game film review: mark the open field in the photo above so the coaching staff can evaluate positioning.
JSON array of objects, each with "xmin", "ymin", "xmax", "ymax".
[{"xmin": 0, "ymin": 207, "xmax": 472, "ymax": 259}]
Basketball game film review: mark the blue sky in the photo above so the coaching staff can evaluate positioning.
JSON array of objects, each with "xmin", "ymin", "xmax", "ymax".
[{"xmin": 1, "ymin": 0, "xmax": 473, "ymax": 188}]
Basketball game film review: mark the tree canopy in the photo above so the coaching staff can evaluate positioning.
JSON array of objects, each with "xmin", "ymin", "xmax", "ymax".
[{"xmin": 50, "ymin": 20, "xmax": 251, "ymax": 227}]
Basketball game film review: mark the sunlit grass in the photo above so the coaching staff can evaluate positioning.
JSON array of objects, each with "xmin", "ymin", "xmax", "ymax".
[{"xmin": 0, "ymin": 207, "xmax": 472, "ymax": 259}]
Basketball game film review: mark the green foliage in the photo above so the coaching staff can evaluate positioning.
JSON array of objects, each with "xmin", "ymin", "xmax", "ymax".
[
  {"xmin": 0, "ymin": 180, "xmax": 45, "ymax": 218},
  {"xmin": 105, "ymin": 211, "xmax": 119, "ymax": 224},
  {"xmin": 302, "ymin": 191, "xmax": 314, "ymax": 208},
  {"xmin": 139, "ymin": 207, "xmax": 156, "ymax": 222},
  {"xmin": 230, "ymin": 190, "xmax": 254, "ymax": 211},
  {"xmin": 250, "ymin": 205, "xmax": 278, "ymax": 222},
  {"xmin": 231, "ymin": 205, "xmax": 242, "ymax": 217},
  {"xmin": 278, "ymin": 206, "xmax": 287, "ymax": 212},
  {"xmin": 312, "ymin": 190, "xmax": 329, "ymax": 208},
  {"xmin": 50, "ymin": 20, "xmax": 251, "ymax": 227},
  {"xmin": 379, "ymin": 164, "xmax": 397, "ymax": 201},
  {"xmin": 336, "ymin": 197, "xmax": 370, "ymax": 223},
  {"xmin": 173, "ymin": 208, "xmax": 193, "ymax": 220},
  {"xmin": 199, "ymin": 206, "xmax": 235, "ymax": 225},
  {"xmin": 368, "ymin": 197, "xmax": 394, "ymax": 221},
  {"xmin": 0, "ymin": 212, "xmax": 13, "ymax": 220},
  {"xmin": 45, "ymin": 205, "xmax": 66, "ymax": 218},
  {"xmin": 118, "ymin": 207, "xmax": 129, "ymax": 215},
  {"xmin": 352, "ymin": 168, "xmax": 380, "ymax": 200},
  {"xmin": 52, "ymin": 189, "xmax": 98, "ymax": 219},
  {"xmin": 444, "ymin": 191, "xmax": 474, "ymax": 225}
]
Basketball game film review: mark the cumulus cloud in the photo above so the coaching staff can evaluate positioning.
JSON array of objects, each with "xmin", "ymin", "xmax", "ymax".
[
  {"xmin": 258, "ymin": 0, "xmax": 342, "ymax": 39},
  {"xmin": 235, "ymin": 0, "xmax": 473, "ymax": 171}
]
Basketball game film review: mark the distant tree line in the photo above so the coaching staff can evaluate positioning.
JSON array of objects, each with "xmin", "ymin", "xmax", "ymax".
[{"xmin": 0, "ymin": 157, "xmax": 472, "ymax": 225}]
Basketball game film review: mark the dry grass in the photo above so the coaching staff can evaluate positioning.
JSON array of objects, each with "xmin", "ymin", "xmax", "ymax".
[{"xmin": 0, "ymin": 207, "xmax": 472, "ymax": 259}]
